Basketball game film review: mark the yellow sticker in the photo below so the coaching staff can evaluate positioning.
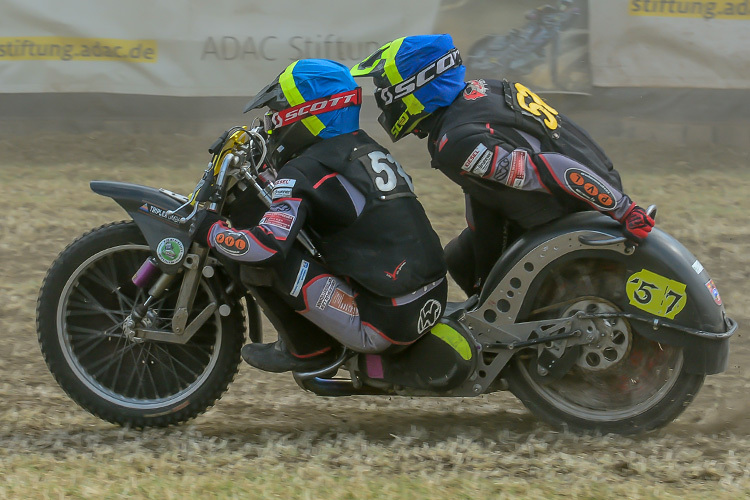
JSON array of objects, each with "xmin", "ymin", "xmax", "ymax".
[
  {"xmin": 626, "ymin": 269, "xmax": 687, "ymax": 319},
  {"xmin": 514, "ymin": 82, "xmax": 559, "ymax": 130},
  {"xmin": 431, "ymin": 323, "xmax": 472, "ymax": 361}
]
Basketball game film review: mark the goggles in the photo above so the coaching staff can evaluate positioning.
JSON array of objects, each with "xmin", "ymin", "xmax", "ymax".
[{"xmin": 262, "ymin": 88, "xmax": 362, "ymax": 135}]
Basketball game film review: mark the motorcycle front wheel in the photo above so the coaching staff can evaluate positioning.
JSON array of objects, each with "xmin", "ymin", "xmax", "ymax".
[
  {"xmin": 505, "ymin": 258, "xmax": 705, "ymax": 434},
  {"xmin": 37, "ymin": 221, "xmax": 245, "ymax": 427}
]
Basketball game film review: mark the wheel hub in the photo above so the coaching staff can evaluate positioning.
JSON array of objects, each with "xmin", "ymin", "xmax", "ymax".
[{"xmin": 562, "ymin": 298, "xmax": 632, "ymax": 372}]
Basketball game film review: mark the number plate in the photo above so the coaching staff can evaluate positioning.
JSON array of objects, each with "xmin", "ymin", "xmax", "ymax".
[{"xmin": 626, "ymin": 269, "xmax": 687, "ymax": 319}]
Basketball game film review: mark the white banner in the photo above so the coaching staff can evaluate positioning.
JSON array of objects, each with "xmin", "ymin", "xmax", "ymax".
[
  {"xmin": 0, "ymin": 0, "xmax": 441, "ymax": 96},
  {"xmin": 590, "ymin": 0, "xmax": 750, "ymax": 88}
]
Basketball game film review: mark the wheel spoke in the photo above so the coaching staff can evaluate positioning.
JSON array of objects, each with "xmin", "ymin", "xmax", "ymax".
[
  {"xmin": 88, "ymin": 262, "xmax": 133, "ymax": 311},
  {"xmin": 70, "ymin": 335, "xmax": 110, "ymax": 360},
  {"xmin": 141, "ymin": 344, "xmax": 161, "ymax": 399},
  {"xmin": 123, "ymin": 346, "xmax": 146, "ymax": 399},
  {"xmin": 155, "ymin": 344, "xmax": 202, "ymax": 379},
  {"xmin": 67, "ymin": 297, "xmax": 128, "ymax": 319},
  {"xmin": 107, "ymin": 336, "xmax": 127, "ymax": 388},
  {"xmin": 89, "ymin": 342, "xmax": 140, "ymax": 377},
  {"xmin": 72, "ymin": 283, "xmax": 123, "ymax": 326},
  {"xmin": 152, "ymin": 343, "xmax": 195, "ymax": 387},
  {"xmin": 172, "ymin": 343, "xmax": 209, "ymax": 367}
]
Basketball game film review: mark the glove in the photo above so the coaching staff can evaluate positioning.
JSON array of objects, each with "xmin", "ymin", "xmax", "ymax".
[
  {"xmin": 621, "ymin": 205, "xmax": 654, "ymax": 243},
  {"xmin": 193, "ymin": 210, "xmax": 224, "ymax": 246}
]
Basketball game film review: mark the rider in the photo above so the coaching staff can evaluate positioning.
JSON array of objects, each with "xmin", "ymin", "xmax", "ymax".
[
  {"xmin": 351, "ymin": 34, "xmax": 654, "ymax": 296},
  {"xmin": 196, "ymin": 59, "xmax": 447, "ymax": 373}
]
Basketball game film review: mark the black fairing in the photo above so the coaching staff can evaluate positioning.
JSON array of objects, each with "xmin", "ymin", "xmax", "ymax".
[
  {"xmin": 90, "ymin": 181, "xmax": 194, "ymax": 273},
  {"xmin": 482, "ymin": 211, "xmax": 731, "ymax": 375}
]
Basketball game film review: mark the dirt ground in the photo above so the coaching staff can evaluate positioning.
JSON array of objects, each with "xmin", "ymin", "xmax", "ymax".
[{"xmin": 1, "ymin": 124, "xmax": 749, "ymax": 498}]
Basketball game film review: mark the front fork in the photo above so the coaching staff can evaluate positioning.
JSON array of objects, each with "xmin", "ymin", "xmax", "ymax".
[{"xmin": 123, "ymin": 245, "xmax": 219, "ymax": 344}]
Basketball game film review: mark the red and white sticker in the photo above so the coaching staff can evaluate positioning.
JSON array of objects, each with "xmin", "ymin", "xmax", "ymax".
[
  {"xmin": 260, "ymin": 212, "xmax": 295, "ymax": 231},
  {"xmin": 507, "ymin": 150, "xmax": 528, "ymax": 188},
  {"xmin": 705, "ymin": 279, "xmax": 722, "ymax": 306},
  {"xmin": 463, "ymin": 79, "xmax": 488, "ymax": 100}
]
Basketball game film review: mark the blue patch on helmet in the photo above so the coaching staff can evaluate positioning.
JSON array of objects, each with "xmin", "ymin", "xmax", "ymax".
[
  {"xmin": 291, "ymin": 59, "xmax": 361, "ymax": 139},
  {"xmin": 394, "ymin": 34, "xmax": 466, "ymax": 114}
]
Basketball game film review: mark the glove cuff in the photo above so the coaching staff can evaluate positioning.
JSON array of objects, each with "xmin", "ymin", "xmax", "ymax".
[{"xmin": 618, "ymin": 202, "xmax": 637, "ymax": 223}]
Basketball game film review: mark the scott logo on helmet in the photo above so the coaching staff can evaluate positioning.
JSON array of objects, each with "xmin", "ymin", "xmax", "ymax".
[
  {"xmin": 377, "ymin": 49, "xmax": 461, "ymax": 105},
  {"xmin": 272, "ymin": 88, "xmax": 362, "ymax": 129}
]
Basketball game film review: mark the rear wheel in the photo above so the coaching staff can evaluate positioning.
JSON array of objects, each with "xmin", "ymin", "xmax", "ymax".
[
  {"xmin": 37, "ymin": 222, "xmax": 245, "ymax": 427},
  {"xmin": 506, "ymin": 259, "xmax": 704, "ymax": 434}
]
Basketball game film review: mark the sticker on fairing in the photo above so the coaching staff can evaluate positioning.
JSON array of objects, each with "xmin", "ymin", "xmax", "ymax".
[
  {"xmin": 139, "ymin": 203, "xmax": 181, "ymax": 225},
  {"xmin": 156, "ymin": 237, "xmax": 184, "ymax": 265},
  {"xmin": 564, "ymin": 168, "xmax": 616, "ymax": 210},
  {"xmin": 215, "ymin": 230, "xmax": 250, "ymax": 256},
  {"xmin": 692, "ymin": 260, "xmax": 704, "ymax": 275},
  {"xmin": 461, "ymin": 143, "xmax": 488, "ymax": 172},
  {"xmin": 705, "ymin": 279, "xmax": 722, "ymax": 306},
  {"xmin": 260, "ymin": 212, "xmax": 295, "ymax": 231},
  {"xmin": 274, "ymin": 178, "xmax": 296, "ymax": 188},
  {"xmin": 626, "ymin": 269, "xmax": 687, "ymax": 319},
  {"xmin": 290, "ymin": 260, "xmax": 309, "ymax": 297}
]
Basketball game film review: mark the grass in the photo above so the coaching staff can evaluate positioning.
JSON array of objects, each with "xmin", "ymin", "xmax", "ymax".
[{"xmin": 3, "ymin": 429, "xmax": 750, "ymax": 499}]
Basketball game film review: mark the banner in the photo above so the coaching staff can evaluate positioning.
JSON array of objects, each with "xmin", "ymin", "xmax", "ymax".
[
  {"xmin": 0, "ymin": 0, "xmax": 441, "ymax": 96},
  {"xmin": 441, "ymin": 0, "xmax": 591, "ymax": 93},
  {"xmin": 590, "ymin": 0, "xmax": 750, "ymax": 88}
]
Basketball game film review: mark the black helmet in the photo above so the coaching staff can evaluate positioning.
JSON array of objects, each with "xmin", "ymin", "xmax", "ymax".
[
  {"xmin": 351, "ymin": 34, "xmax": 466, "ymax": 142},
  {"xmin": 244, "ymin": 59, "xmax": 362, "ymax": 167}
]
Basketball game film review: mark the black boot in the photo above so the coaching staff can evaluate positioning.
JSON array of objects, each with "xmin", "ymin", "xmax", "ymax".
[{"xmin": 241, "ymin": 340, "xmax": 336, "ymax": 373}]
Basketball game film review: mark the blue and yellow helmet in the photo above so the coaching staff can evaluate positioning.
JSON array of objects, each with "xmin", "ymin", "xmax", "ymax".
[
  {"xmin": 244, "ymin": 59, "xmax": 362, "ymax": 166},
  {"xmin": 351, "ymin": 34, "xmax": 466, "ymax": 142}
]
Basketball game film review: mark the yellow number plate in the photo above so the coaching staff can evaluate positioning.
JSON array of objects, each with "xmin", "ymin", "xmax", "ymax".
[{"xmin": 626, "ymin": 269, "xmax": 687, "ymax": 319}]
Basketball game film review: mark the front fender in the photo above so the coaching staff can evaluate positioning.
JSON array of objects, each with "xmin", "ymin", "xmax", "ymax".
[
  {"xmin": 477, "ymin": 211, "xmax": 734, "ymax": 374},
  {"xmin": 91, "ymin": 181, "xmax": 194, "ymax": 272}
]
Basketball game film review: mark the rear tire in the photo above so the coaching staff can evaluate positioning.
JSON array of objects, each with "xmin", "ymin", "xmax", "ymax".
[
  {"xmin": 37, "ymin": 221, "xmax": 245, "ymax": 427},
  {"xmin": 505, "ymin": 259, "xmax": 705, "ymax": 434}
]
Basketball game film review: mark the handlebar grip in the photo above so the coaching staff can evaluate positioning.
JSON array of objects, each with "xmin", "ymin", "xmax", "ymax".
[{"xmin": 208, "ymin": 130, "xmax": 229, "ymax": 155}]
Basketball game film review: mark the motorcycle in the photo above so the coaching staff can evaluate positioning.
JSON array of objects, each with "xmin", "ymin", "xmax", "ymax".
[{"xmin": 37, "ymin": 126, "xmax": 737, "ymax": 434}]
